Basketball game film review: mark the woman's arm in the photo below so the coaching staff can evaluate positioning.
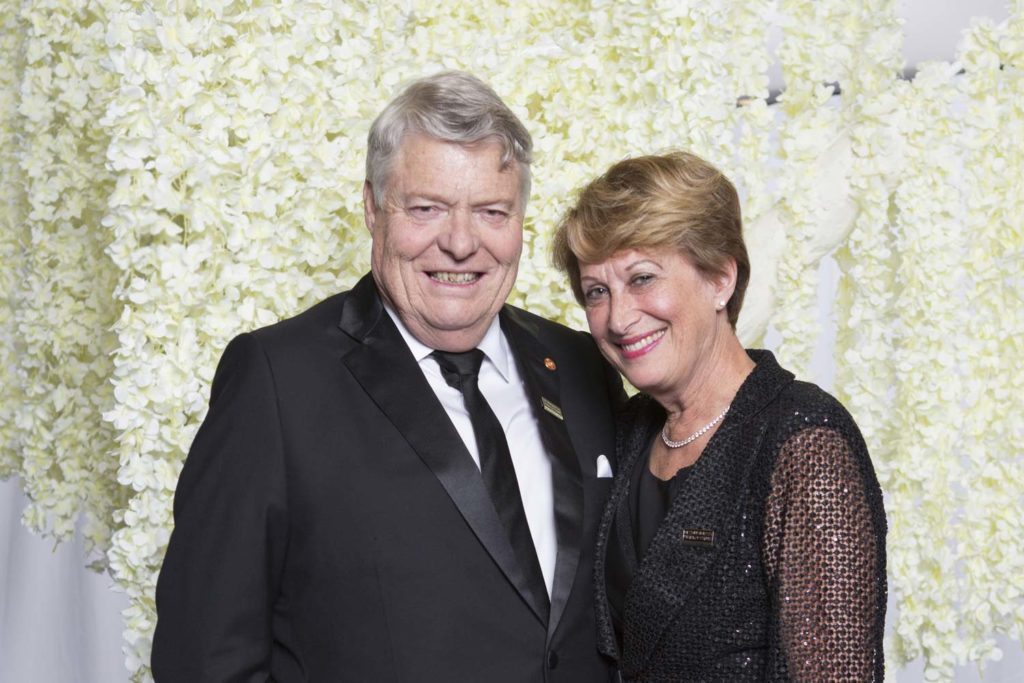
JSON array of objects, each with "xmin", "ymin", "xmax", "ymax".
[{"xmin": 762, "ymin": 423, "xmax": 887, "ymax": 682}]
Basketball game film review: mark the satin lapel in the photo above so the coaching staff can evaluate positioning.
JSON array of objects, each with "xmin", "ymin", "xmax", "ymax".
[
  {"xmin": 338, "ymin": 277, "xmax": 546, "ymax": 625},
  {"xmin": 592, "ymin": 470, "xmax": 626, "ymax": 658},
  {"xmin": 593, "ymin": 434, "xmax": 646, "ymax": 658},
  {"xmin": 501, "ymin": 308, "xmax": 583, "ymax": 638}
]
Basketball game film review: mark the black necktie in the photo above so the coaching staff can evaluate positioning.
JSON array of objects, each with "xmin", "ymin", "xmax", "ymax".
[{"xmin": 431, "ymin": 349, "xmax": 550, "ymax": 613}]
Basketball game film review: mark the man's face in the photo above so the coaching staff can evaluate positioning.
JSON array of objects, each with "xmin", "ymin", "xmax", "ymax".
[{"xmin": 365, "ymin": 133, "xmax": 524, "ymax": 352}]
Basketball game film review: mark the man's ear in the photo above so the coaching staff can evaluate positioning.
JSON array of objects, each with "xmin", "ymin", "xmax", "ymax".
[{"xmin": 362, "ymin": 181, "xmax": 377, "ymax": 234}]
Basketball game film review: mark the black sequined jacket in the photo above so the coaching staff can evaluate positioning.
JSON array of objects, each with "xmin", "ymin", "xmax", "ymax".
[{"xmin": 594, "ymin": 350, "xmax": 887, "ymax": 682}]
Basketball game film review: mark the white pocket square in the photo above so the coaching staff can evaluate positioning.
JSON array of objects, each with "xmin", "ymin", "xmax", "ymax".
[{"xmin": 596, "ymin": 454, "xmax": 613, "ymax": 478}]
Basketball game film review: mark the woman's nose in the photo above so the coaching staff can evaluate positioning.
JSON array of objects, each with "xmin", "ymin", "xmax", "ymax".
[{"xmin": 607, "ymin": 292, "xmax": 639, "ymax": 335}]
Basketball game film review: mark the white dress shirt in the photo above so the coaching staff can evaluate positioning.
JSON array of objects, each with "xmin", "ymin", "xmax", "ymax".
[{"xmin": 384, "ymin": 306, "xmax": 557, "ymax": 596}]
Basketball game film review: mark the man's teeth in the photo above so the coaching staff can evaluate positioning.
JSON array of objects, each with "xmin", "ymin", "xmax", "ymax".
[
  {"xmin": 622, "ymin": 330, "xmax": 664, "ymax": 353},
  {"xmin": 431, "ymin": 272, "xmax": 478, "ymax": 284}
]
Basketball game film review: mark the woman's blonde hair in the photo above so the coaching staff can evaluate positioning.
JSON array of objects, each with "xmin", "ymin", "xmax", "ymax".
[{"xmin": 552, "ymin": 151, "xmax": 749, "ymax": 328}]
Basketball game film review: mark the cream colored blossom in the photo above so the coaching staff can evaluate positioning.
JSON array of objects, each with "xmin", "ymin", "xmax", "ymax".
[{"xmin": 2, "ymin": 1, "xmax": 1022, "ymax": 681}]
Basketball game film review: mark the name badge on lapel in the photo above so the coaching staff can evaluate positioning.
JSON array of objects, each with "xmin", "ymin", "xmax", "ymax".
[
  {"xmin": 541, "ymin": 397, "xmax": 563, "ymax": 420},
  {"xmin": 680, "ymin": 528, "xmax": 716, "ymax": 548}
]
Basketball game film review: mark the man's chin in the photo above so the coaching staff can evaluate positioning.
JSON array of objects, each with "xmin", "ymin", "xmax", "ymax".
[{"xmin": 407, "ymin": 312, "xmax": 497, "ymax": 350}]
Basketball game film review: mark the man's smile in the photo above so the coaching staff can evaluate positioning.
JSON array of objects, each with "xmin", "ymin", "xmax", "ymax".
[{"xmin": 428, "ymin": 271, "xmax": 481, "ymax": 284}]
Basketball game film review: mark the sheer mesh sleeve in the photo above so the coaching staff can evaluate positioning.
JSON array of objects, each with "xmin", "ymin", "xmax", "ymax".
[{"xmin": 762, "ymin": 424, "xmax": 886, "ymax": 682}]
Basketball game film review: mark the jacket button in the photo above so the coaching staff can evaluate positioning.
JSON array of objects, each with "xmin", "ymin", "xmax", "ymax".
[{"xmin": 547, "ymin": 650, "xmax": 559, "ymax": 669}]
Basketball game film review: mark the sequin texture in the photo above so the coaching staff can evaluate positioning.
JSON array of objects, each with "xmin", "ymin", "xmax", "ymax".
[{"xmin": 594, "ymin": 350, "xmax": 887, "ymax": 682}]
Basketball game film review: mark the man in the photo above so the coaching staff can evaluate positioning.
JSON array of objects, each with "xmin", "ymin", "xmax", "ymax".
[{"xmin": 151, "ymin": 71, "xmax": 624, "ymax": 682}]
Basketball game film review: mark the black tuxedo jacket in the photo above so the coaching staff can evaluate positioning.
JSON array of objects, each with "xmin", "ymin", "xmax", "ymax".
[{"xmin": 152, "ymin": 274, "xmax": 625, "ymax": 682}]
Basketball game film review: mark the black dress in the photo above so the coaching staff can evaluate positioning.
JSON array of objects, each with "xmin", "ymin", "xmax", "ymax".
[
  {"xmin": 594, "ymin": 350, "xmax": 887, "ymax": 682},
  {"xmin": 606, "ymin": 437, "xmax": 693, "ymax": 649}
]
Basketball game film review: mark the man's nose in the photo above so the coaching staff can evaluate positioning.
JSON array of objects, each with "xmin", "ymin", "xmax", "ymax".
[{"xmin": 437, "ymin": 209, "xmax": 479, "ymax": 260}]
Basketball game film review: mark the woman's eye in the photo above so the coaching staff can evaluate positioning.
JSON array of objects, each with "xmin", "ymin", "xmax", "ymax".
[
  {"xmin": 631, "ymin": 274, "xmax": 654, "ymax": 286},
  {"xmin": 583, "ymin": 286, "xmax": 608, "ymax": 302}
]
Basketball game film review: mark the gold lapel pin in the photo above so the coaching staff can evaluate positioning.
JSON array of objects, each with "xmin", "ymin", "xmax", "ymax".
[
  {"xmin": 544, "ymin": 357, "xmax": 557, "ymax": 371},
  {"xmin": 542, "ymin": 397, "xmax": 564, "ymax": 421}
]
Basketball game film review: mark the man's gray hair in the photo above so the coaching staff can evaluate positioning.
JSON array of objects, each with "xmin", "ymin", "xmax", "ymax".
[{"xmin": 366, "ymin": 71, "xmax": 533, "ymax": 206}]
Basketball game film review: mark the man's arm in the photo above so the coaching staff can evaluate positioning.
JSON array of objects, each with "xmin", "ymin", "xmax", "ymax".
[{"xmin": 151, "ymin": 333, "xmax": 289, "ymax": 681}]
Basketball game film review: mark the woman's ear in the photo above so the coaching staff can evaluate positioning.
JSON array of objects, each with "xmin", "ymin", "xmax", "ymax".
[{"xmin": 713, "ymin": 258, "xmax": 738, "ymax": 307}]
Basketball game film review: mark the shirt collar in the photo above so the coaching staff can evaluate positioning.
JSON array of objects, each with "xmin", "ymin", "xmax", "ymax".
[{"xmin": 382, "ymin": 304, "xmax": 512, "ymax": 383}]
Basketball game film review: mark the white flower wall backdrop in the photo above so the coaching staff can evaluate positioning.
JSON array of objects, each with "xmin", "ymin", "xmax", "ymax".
[{"xmin": 0, "ymin": 0, "xmax": 1021, "ymax": 679}]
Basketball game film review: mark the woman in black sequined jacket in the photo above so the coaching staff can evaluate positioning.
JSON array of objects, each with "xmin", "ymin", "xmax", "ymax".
[{"xmin": 553, "ymin": 152, "xmax": 887, "ymax": 682}]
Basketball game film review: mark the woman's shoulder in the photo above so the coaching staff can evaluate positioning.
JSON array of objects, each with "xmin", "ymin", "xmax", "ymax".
[
  {"xmin": 764, "ymin": 378, "xmax": 877, "ymax": 490},
  {"xmin": 739, "ymin": 350, "xmax": 862, "ymax": 443},
  {"xmin": 769, "ymin": 376, "xmax": 860, "ymax": 435}
]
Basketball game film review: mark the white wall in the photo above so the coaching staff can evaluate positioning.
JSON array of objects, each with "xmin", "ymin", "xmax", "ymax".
[{"xmin": 0, "ymin": 478, "xmax": 128, "ymax": 682}]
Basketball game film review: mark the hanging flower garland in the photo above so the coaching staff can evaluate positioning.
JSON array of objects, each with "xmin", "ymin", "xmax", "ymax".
[
  {"xmin": 832, "ymin": 0, "xmax": 903, "ymax": 486},
  {"xmin": 727, "ymin": 0, "xmax": 777, "ymax": 225},
  {"xmin": 6, "ymin": 0, "xmax": 125, "ymax": 565},
  {"xmin": 886, "ymin": 60, "xmax": 969, "ymax": 678},
  {"xmin": 826, "ymin": 3, "xmax": 907, "ymax": 667},
  {"xmin": 0, "ymin": 3, "xmax": 27, "ymax": 479},
  {"xmin": 952, "ymin": 14, "xmax": 1024, "ymax": 669},
  {"xmin": 101, "ymin": 1, "xmax": 380, "ymax": 672},
  {"xmin": 688, "ymin": 0, "xmax": 778, "ymax": 348},
  {"xmin": 771, "ymin": 0, "xmax": 850, "ymax": 377}
]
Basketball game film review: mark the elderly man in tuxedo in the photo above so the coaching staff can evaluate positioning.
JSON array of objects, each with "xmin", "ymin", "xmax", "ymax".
[{"xmin": 151, "ymin": 71, "xmax": 624, "ymax": 682}]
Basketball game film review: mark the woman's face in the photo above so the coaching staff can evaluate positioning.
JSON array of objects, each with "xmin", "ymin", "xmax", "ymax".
[{"xmin": 579, "ymin": 248, "xmax": 728, "ymax": 398}]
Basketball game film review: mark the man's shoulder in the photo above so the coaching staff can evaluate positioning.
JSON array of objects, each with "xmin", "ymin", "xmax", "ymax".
[
  {"xmin": 502, "ymin": 304, "xmax": 591, "ymax": 346},
  {"xmin": 501, "ymin": 305, "xmax": 618, "ymax": 388},
  {"xmin": 244, "ymin": 289, "xmax": 353, "ymax": 353}
]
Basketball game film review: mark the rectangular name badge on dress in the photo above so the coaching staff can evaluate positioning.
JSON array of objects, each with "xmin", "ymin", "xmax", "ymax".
[{"xmin": 680, "ymin": 528, "xmax": 716, "ymax": 548}]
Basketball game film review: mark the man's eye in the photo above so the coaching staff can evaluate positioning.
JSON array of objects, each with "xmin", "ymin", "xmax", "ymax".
[
  {"xmin": 480, "ymin": 208, "xmax": 509, "ymax": 221},
  {"xmin": 410, "ymin": 205, "xmax": 440, "ymax": 216}
]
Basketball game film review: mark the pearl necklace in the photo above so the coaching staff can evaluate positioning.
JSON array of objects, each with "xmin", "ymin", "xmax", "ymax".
[{"xmin": 660, "ymin": 406, "xmax": 730, "ymax": 449}]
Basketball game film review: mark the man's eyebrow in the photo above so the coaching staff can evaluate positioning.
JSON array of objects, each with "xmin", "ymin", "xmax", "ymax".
[
  {"xmin": 402, "ymin": 193, "xmax": 450, "ymax": 204},
  {"xmin": 473, "ymin": 198, "xmax": 516, "ymax": 208}
]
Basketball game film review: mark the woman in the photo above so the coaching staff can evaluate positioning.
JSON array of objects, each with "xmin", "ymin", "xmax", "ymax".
[{"xmin": 553, "ymin": 152, "xmax": 886, "ymax": 681}]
